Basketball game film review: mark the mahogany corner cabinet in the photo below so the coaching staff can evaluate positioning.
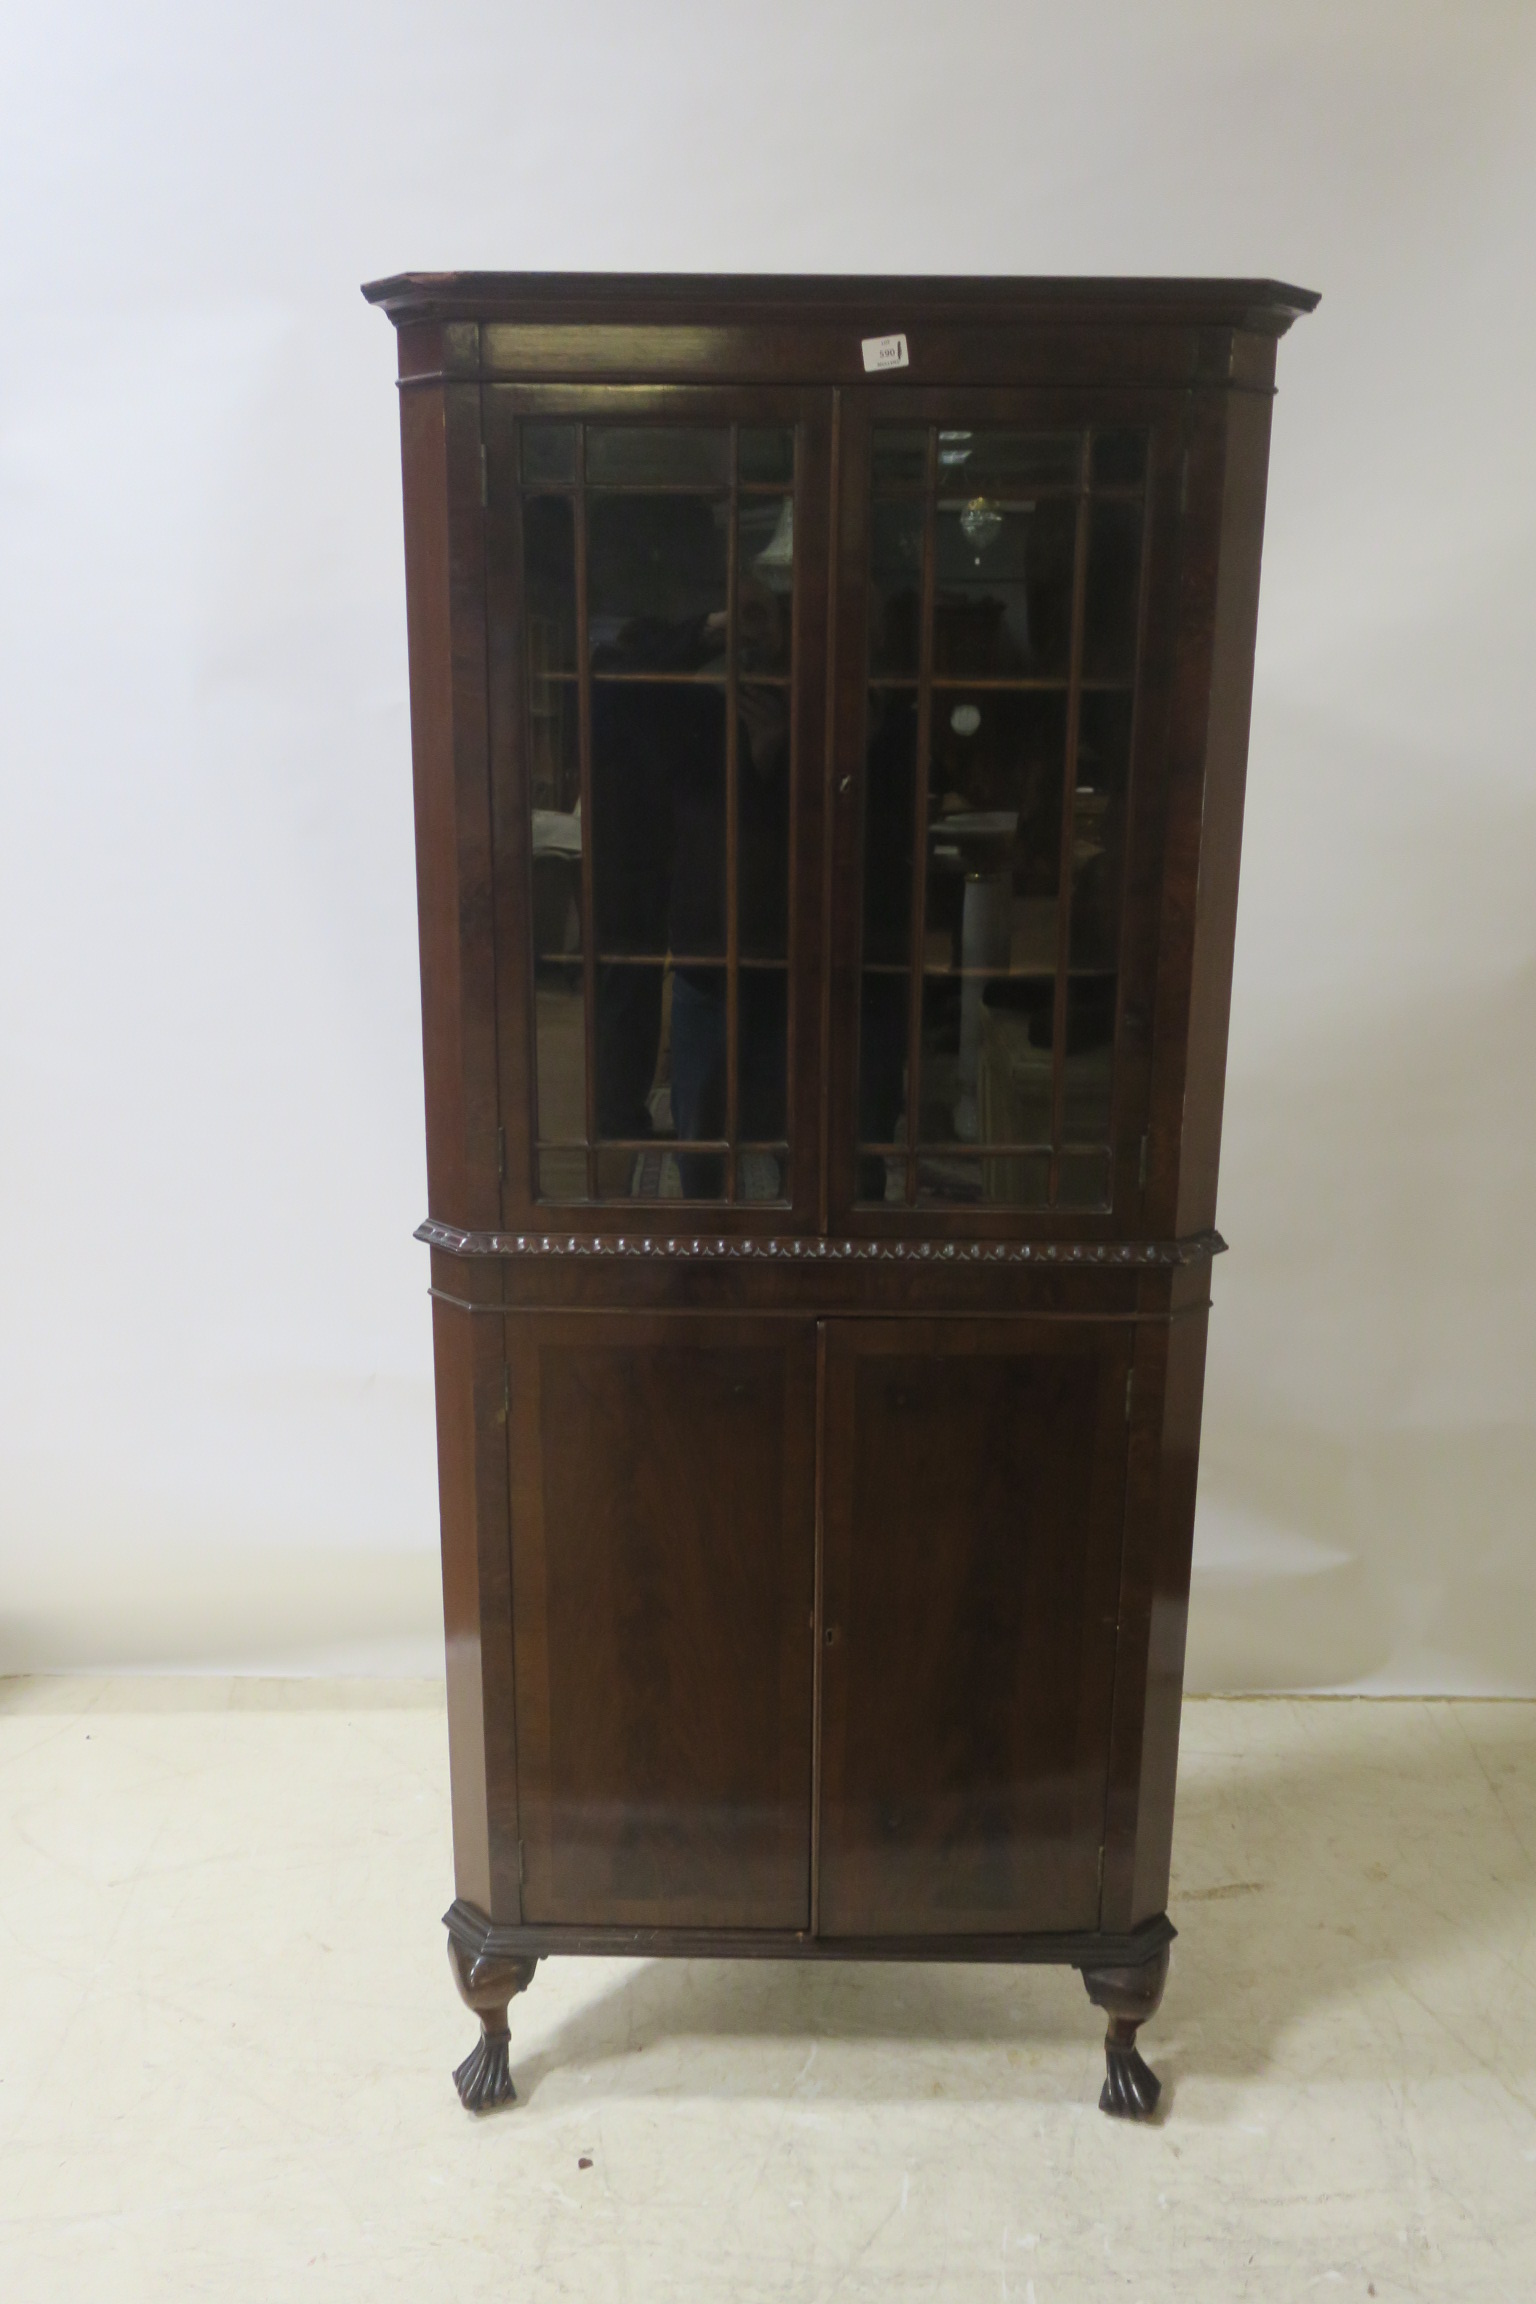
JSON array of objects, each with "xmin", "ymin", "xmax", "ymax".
[{"xmin": 364, "ymin": 270, "xmax": 1315, "ymax": 2119}]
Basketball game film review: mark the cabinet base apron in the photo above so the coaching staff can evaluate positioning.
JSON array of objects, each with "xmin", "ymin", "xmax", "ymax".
[{"xmin": 444, "ymin": 1900, "xmax": 1176, "ymax": 2119}]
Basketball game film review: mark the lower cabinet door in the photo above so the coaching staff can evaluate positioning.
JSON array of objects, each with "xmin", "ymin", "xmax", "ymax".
[
  {"xmin": 508, "ymin": 1314, "xmax": 817, "ymax": 1929},
  {"xmin": 817, "ymin": 1318, "xmax": 1132, "ymax": 1938}
]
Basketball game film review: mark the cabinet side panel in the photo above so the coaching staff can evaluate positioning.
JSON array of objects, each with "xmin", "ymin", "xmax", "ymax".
[
  {"xmin": 1174, "ymin": 383, "xmax": 1275, "ymax": 1234},
  {"xmin": 1100, "ymin": 1273, "xmax": 1209, "ymax": 1929},
  {"xmin": 430, "ymin": 1296, "xmax": 492, "ymax": 1912},
  {"xmin": 398, "ymin": 373, "xmax": 499, "ymax": 1228}
]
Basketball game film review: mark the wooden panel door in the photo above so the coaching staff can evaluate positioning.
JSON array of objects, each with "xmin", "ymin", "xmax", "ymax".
[
  {"xmin": 508, "ymin": 1313, "xmax": 816, "ymax": 1928},
  {"xmin": 818, "ymin": 1318, "xmax": 1132, "ymax": 1937}
]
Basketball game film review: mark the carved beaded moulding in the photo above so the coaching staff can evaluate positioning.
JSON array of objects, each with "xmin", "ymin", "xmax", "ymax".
[{"xmin": 417, "ymin": 1218, "xmax": 1226, "ymax": 1267}]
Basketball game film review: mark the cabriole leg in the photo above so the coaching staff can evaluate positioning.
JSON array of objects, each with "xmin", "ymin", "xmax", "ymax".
[
  {"xmin": 447, "ymin": 1935, "xmax": 538, "ymax": 2113},
  {"xmin": 1080, "ymin": 1941, "xmax": 1170, "ymax": 2119}
]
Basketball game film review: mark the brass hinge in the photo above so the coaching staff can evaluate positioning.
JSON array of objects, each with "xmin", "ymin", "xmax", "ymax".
[
  {"xmin": 500, "ymin": 1362, "xmax": 510, "ymax": 1422},
  {"xmin": 1125, "ymin": 1366, "xmax": 1135, "ymax": 1422},
  {"xmin": 1138, "ymin": 1132, "xmax": 1149, "ymax": 1188},
  {"xmin": 497, "ymin": 1123, "xmax": 506, "ymax": 1182},
  {"xmin": 479, "ymin": 440, "xmax": 489, "ymax": 509}
]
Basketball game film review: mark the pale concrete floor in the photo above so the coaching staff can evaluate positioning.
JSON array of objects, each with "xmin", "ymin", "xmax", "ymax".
[{"xmin": 1, "ymin": 1684, "xmax": 1533, "ymax": 2302}]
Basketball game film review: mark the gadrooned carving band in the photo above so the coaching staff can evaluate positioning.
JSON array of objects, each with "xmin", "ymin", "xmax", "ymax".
[{"xmin": 415, "ymin": 1219, "xmax": 1227, "ymax": 1268}]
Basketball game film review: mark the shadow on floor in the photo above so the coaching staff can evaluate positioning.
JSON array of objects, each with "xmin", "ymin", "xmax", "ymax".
[{"xmin": 501, "ymin": 1704, "xmax": 1536, "ymax": 2107}]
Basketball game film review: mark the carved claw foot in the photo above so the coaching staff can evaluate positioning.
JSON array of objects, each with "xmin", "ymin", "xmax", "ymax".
[
  {"xmin": 1081, "ymin": 1941, "xmax": 1170, "ymax": 2120},
  {"xmin": 447, "ymin": 1931, "xmax": 538, "ymax": 2114}
]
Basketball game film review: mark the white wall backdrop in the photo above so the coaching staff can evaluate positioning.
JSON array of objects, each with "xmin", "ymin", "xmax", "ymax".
[{"xmin": 1, "ymin": 1, "xmax": 1532, "ymax": 1684}]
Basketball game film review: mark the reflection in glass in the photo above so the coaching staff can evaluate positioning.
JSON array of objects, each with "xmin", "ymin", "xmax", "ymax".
[
  {"xmin": 938, "ymin": 431, "xmax": 1079, "ymax": 488},
  {"xmin": 737, "ymin": 969, "xmax": 789, "ymax": 1139},
  {"xmin": 538, "ymin": 1147, "xmax": 588, "ymax": 1200},
  {"xmin": 523, "ymin": 495, "xmax": 577, "ymax": 673},
  {"xmin": 738, "ymin": 428, "xmax": 794, "ymax": 485},
  {"xmin": 1062, "ymin": 976, "xmax": 1116, "ymax": 1143},
  {"xmin": 1057, "ymin": 1149, "xmax": 1111, "ymax": 1208},
  {"xmin": 871, "ymin": 428, "xmax": 927, "ymax": 488},
  {"xmin": 523, "ymin": 419, "xmax": 794, "ymax": 1204},
  {"xmin": 915, "ymin": 1154, "xmax": 985, "ymax": 1206},
  {"xmin": 586, "ymin": 427, "xmax": 731, "ymax": 487},
  {"xmin": 534, "ymin": 962, "xmax": 586, "ymax": 1149},
  {"xmin": 736, "ymin": 1148, "xmax": 789, "ymax": 1203},
  {"xmin": 867, "ymin": 499, "xmax": 925, "ymax": 676},
  {"xmin": 736, "ymin": 499, "xmax": 793, "ymax": 672},
  {"xmin": 739, "ymin": 684, "xmax": 791, "ymax": 960},
  {"xmin": 1070, "ymin": 691, "xmax": 1132, "ymax": 972},
  {"xmin": 933, "ymin": 496, "xmax": 1076, "ymax": 678},
  {"xmin": 854, "ymin": 421, "xmax": 1147, "ymax": 1211},
  {"xmin": 1091, "ymin": 430, "xmax": 1146, "ymax": 486},
  {"xmin": 591, "ymin": 679, "xmax": 726, "ymax": 959},
  {"xmin": 521, "ymin": 422, "xmax": 577, "ymax": 483},
  {"xmin": 1083, "ymin": 499, "xmax": 1144, "ymax": 679},
  {"xmin": 588, "ymin": 495, "xmax": 728, "ymax": 662}
]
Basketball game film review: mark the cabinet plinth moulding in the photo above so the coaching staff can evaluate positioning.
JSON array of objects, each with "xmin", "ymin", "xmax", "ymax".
[{"xmin": 366, "ymin": 269, "xmax": 1315, "ymax": 2115}]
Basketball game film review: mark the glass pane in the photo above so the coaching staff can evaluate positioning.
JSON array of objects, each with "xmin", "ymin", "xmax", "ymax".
[
  {"xmin": 933, "ymin": 496, "xmax": 1076, "ymax": 679},
  {"xmin": 737, "ymin": 498, "xmax": 792, "ymax": 671},
  {"xmin": 1091, "ymin": 430, "xmax": 1146, "ymax": 486},
  {"xmin": 523, "ymin": 495, "xmax": 577, "ymax": 674},
  {"xmin": 738, "ymin": 967, "xmax": 788, "ymax": 1140},
  {"xmin": 538, "ymin": 1147, "xmax": 588, "ymax": 1200},
  {"xmin": 981, "ymin": 1147, "xmax": 1050, "ymax": 1207},
  {"xmin": 871, "ymin": 428, "xmax": 927, "ymax": 489},
  {"xmin": 530, "ymin": 807, "xmax": 582, "ymax": 960},
  {"xmin": 591, "ymin": 679, "xmax": 726, "ymax": 958},
  {"xmin": 739, "ymin": 427, "xmax": 794, "ymax": 485},
  {"xmin": 1062, "ymin": 976, "xmax": 1116, "ymax": 1141},
  {"xmin": 533, "ymin": 961, "xmax": 586, "ymax": 1150},
  {"xmin": 915, "ymin": 1153, "xmax": 985, "ymax": 1206},
  {"xmin": 528, "ymin": 676, "xmax": 579, "ymax": 816},
  {"xmin": 1083, "ymin": 499, "xmax": 1144, "ymax": 680},
  {"xmin": 868, "ymin": 499, "xmax": 925, "ymax": 676},
  {"xmin": 857, "ymin": 969, "xmax": 908, "ymax": 1173},
  {"xmin": 739, "ymin": 685, "xmax": 790, "ymax": 960},
  {"xmin": 1070, "ymin": 690, "xmax": 1132, "ymax": 972},
  {"xmin": 666, "ymin": 965, "xmax": 728, "ymax": 1199},
  {"xmin": 521, "ymin": 422, "xmax": 577, "ymax": 483},
  {"xmin": 737, "ymin": 1148, "xmax": 788, "ymax": 1203},
  {"xmin": 588, "ymin": 495, "xmax": 729, "ymax": 663},
  {"xmin": 594, "ymin": 959, "xmax": 671, "ymax": 1142},
  {"xmin": 925, "ymin": 690, "xmax": 1063, "ymax": 1153},
  {"xmin": 586, "ymin": 426, "xmax": 731, "ymax": 487},
  {"xmin": 861, "ymin": 691, "xmax": 917, "ymax": 976},
  {"xmin": 974, "ymin": 980, "xmax": 1055, "ymax": 1152},
  {"xmin": 1057, "ymin": 1149, "xmax": 1111, "ymax": 1208},
  {"xmin": 937, "ymin": 430, "xmax": 1080, "ymax": 489}
]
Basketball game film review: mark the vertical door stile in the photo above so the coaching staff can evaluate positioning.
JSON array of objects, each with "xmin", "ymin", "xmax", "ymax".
[
  {"xmin": 817, "ymin": 391, "xmax": 842, "ymax": 1237},
  {"xmin": 902, "ymin": 428, "xmax": 939, "ymax": 1208},
  {"xmin": 571, "ymin": 423, "xmax": 599, "ymax": 1202},
  {"xmin": 810, "ymin": 1317, "xmax": 828, "ymax": 1936},
  {"xmin": 724, "ymin": 423, "xmax": 741, "ymax": 1200},
  {"xmin": 1047, "ymin": 432, "xmax": 1095, "ymax": 1207}
]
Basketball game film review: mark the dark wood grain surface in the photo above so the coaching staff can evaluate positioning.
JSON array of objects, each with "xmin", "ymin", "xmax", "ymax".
[
  {"xmin": 372, "ymin": 275, "xmax": 1312, "ymax": 2018},
  {"xmin": 818, "ymin": 1319, "xmax": 1129, "ymax": 1936},
  {"xmin": 507, "ymin": 1314, "xmax": 816, "ymax": 1929}
]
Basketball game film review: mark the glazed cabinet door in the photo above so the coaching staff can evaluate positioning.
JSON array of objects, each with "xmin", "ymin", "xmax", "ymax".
[
  {"xmin": 508, "ymin": 1313, "xmax": 816, "ymax": 1929},
  {"xmin": 484, "ymin": 389, "xmax": 832, "ymax": 1231},
  {"xmin": 827, "ymin": 392, "xmax": 1185, "ymax": 1235},
  {"xmin": 817, "ymin": 1318, "xmax": 1132, "ymax": 1937}
]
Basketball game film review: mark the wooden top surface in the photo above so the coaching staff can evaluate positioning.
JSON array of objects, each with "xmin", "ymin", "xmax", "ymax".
[{"xmin": 361, "ymin": 271, "xmax": 1320, "ymax": 335}]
